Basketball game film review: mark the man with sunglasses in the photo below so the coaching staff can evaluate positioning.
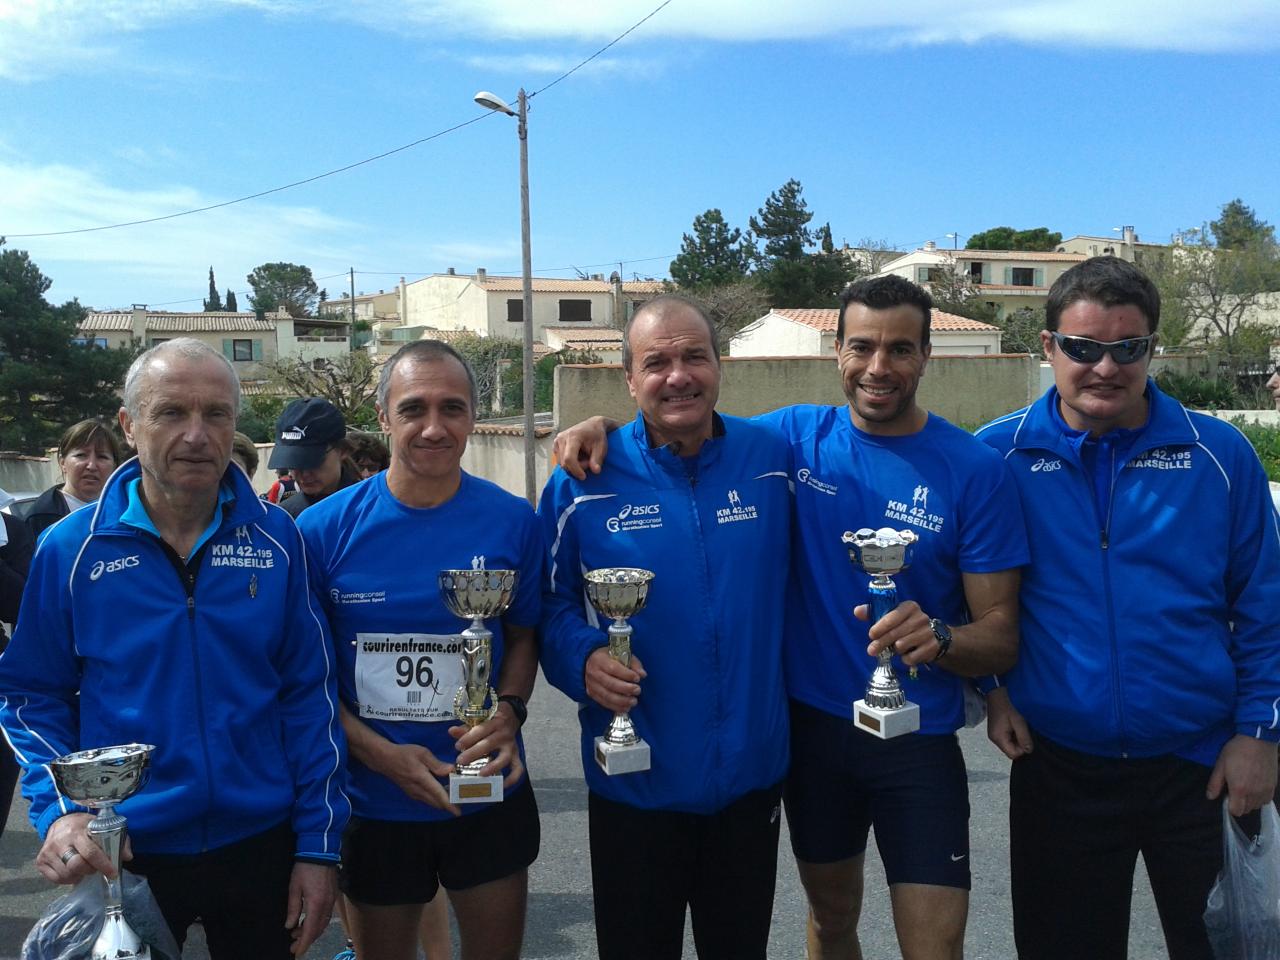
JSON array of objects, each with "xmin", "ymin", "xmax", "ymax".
[{"xmin": 976, "ymin": 256, "xmax": 1280, "ymax": 960}]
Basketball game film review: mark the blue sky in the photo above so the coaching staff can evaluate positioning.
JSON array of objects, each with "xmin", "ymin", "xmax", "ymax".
[{"xmin": 2, "ymin": 0, "xmax": 1278, "ymax": 311}]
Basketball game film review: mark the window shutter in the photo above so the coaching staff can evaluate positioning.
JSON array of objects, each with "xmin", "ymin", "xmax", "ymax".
[
  {"xmin": 1003, "ymin": 267, "xmax": 1012, "ymax": 284},
  {"xmin": 1034, "ymin": 268, "xmax": 1045, "ymax": 287},
  {"xmin": 917, "ymin": 266, "xmax": 928, "ymax": 282},
  {"xmin": 982, "ymin": 263, "xmax": 991, "ymax": 283},
  {"xmin": 252, "ymin": 339, "xmax": 263, "ymax": 361},
  {"xmin": 222, "ymin": 339, "xmax": 234, "ymax": 359}
]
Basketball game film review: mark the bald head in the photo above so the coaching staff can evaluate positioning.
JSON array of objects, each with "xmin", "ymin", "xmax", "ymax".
[{"xmin": 622, "ymin": 294, "xmax": 719, "ymax": 371}]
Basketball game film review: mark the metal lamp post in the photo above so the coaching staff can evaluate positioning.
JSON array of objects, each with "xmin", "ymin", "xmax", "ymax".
[{"xmin": 475, "ymin": 89, "xmax": 536, "ymax": 504}]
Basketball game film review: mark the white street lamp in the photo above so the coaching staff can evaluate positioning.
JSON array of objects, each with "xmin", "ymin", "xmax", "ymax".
[{"xmin": 475, "ymin": 89, "xmax": 536, "ymax": 504}]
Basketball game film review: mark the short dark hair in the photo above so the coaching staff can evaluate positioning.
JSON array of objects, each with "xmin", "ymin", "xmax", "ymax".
[
  {"xmin": 58, "ymin": 419, "xmax": 123, "ymax": 464},
  {"xmin": 377, "ymin": 339, "xmax": 478, "ymax": 414},
  {"xmin": 1045, "ymin": 255, "xmax": 1160, "ymax": 334},
  {"xmin": 347, "ymin": 431, "xmax": 390, "ymax": 471},
  {"xmin": 837, "ymin": 275, "xmax": 933, "ymax": 348},
  {"xmin": 231, "ymin": 432, "xmax": 259, "ymax": 476},
  {"xmin": 622, "ymin": 294, "xmax": 719, "ymax": 371}
]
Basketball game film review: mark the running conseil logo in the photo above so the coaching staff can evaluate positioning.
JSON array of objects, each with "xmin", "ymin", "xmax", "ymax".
[{"xmin": 605, "ymin": 502, "xmax": 662, "ymax": 534}]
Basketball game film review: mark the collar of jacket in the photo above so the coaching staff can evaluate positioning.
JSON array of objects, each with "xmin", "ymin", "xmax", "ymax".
[
  {"xmin": 1010, "ymin": 378, "xmax": 1198, "ymax": 461},
  {"xmin": 88, "ymin": 456, "xmax": 268, "ymax": 536},
  {"xmin": 629, "ymin": 412, "xmax": 727, "ymax": 475}
]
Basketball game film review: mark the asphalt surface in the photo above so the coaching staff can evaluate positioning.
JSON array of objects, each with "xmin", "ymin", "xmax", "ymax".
[{"xmin": 0, "ymin": 673, "xmax": 1169, "ymax": 959}]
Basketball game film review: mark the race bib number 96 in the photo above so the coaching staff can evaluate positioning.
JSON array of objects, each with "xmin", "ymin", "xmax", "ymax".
[{"xmin": 354, "ymin": 633, "xmax": 464, "ymax": 722}]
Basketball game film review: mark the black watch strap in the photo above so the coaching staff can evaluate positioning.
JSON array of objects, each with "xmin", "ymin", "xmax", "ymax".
[
  {"xmin": 929, "ymin": 618, "xmax": 953, "ymax": 661},
  {"xmin": 498, "ymin": 694, "xmax": 528, "ymax": 728}
]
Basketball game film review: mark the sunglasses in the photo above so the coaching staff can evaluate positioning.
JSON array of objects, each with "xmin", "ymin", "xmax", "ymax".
[{"xmin": 1051, "ymin": 332, "xmax": 1154, "ymax": 366}]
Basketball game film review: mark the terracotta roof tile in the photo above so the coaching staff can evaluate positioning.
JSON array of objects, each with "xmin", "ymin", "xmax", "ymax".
[
  {"xmin": 768, "ymin": 308, "xmax": 998, "ymax": 333},
  {"xmin": 79, "ymin": 311, "xmax": 277, "ymax": 333},
  {"xmin": 473, "ymin": 275, "xmax": 665, "ymax": 294}
]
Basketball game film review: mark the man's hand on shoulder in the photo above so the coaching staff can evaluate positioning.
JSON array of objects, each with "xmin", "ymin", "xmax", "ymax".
[
  {"xmin": 584, "ymin": 647, "xmax": 646, "ymax": 714},
  {"xmin": 552, "ymin": 416, "xmax": 614, "ymax": 481},
  {"xmin": 286, "ymin": 860, "xmax": 337, "ymax": 956},
  {"xmin": 36, "ymin": 812, "xmax": 128, "ymax": 885},
  {"xmin": 1208, "ymin": 734, "xmax": 1279, "ymax": 816}
]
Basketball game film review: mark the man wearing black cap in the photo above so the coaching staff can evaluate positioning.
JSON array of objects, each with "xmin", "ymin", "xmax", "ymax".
[{"xmin": 269, "ymin": 398, "xmax": 361, "ymax": 517}]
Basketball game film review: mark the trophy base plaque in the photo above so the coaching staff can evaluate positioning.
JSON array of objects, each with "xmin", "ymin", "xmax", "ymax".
[
  {"xmin": 449, "ymin": 773, "xmax": 504, "ymax": 804},
  {"xmin": 594, "ymin": 736, "xmax": 650, "ymax": 775},
  {"xmin": 853, "ymin": 699, "xmax": 920, "ymax": 739}
]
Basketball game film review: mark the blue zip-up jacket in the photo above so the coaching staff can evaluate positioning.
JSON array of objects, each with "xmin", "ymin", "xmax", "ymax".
[
  {"xmin": 539, "ymin": 414, "xmax": 791, "ymax": 814},
  {"xmin": 977, "ymin": 381, "xmax": 1280, "ymax": 763},
  {"xmin": 0, "ymin": 458, "xmax": 350, "ymax": 859}
]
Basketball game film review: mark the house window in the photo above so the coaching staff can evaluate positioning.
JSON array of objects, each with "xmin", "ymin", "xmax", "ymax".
[
  {"xmin": 232, "ymin": 339, "xmax": 254, "ymax": 361},
  {"xmin": 558, "ymin": 299, "xmax": 592, "ymax": 322},
  {"xmin": 149, "ymin": 338, "xmax": 170, "ymax": 347},
  {"xmin": 507, "ymin": 299, "xmax": 524, "ymax": 322},
  {"xmin": 1010, "ymin": 267, "xmax": 1035, "ymax": 286},
  {"xmin": 72, "ymin": 337, "xmax": 108, "ymax": 348}
]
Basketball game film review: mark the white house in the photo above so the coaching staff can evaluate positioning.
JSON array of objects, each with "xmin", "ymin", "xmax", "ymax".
[{"xmin": 730, "ymin": 307, "xmax": 1002, "ymax": 357}]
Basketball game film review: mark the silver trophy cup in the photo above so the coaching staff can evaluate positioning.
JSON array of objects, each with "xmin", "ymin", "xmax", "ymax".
[
  {"xmin": 439, "ymin": 569, "xmax": 517, "ymax": 804},
  {"xmin": 844, "ymin": 527, "xmax": 921, "ymax": 739},
  {"xmin": 584, "ymin": 567, "xmax": 654, "ymax": 775},
  {"xmin": 49, "ymin": 743, "xmax": 156, "ymax": 960}
]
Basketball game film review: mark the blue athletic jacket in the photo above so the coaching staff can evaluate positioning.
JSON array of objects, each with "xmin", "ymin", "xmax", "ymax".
[
  {"xmin": 0, "ymin": 459, "xmax": 350, "ymax": 859},
  {"xmin": 539, "ymin": 414, "xmax": 791, "ymax": 814},
  {"xmin": 977, "ymin": 382, "xmax": 1280, "ymax": 763}
]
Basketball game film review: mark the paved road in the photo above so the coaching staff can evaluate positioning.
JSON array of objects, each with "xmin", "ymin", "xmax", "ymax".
[{"xmin": 0, "ymin": 675, "xmax": 1168, "ymax": 958}]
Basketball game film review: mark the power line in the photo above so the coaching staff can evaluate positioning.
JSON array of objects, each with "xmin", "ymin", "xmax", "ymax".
[{"xmin": 2, "ymin": 2, "xmax": 674, "ymax": 240}]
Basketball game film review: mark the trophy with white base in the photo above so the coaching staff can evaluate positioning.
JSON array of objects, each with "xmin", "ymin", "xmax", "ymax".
[
  {"xmin": 49, "ymin": 743, "xmax": 156, "ymax": 960},
  {"xmin": 584, "ymin": 567, "xmax": 654, "ymax": 775},
  {"xmin": 844, "ymin": 527, "xmax": 921, "ymax": 739},
  {"xmin": 439, "ymin": 568, "xmax": 517, "ymax": 804}
]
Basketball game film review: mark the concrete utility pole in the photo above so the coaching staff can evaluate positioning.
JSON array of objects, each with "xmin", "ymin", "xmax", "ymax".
[{"xmin": 349, "ymin": 267, "xmax": 356, "ymax": 350}]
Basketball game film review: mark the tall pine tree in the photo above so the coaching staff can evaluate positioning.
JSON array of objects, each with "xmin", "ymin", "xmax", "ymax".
[
  {"xmin": 749, "ymin": 179, "xmax": 813, "ymax": 262},
  {"xmin": 669, "ymin": 209, "xmax": 754, "ymax": 289},
  {"xmin": 203, "ymin": 266, "xmax": 223, "ymax": 312},
  {"xmin": 225, "ymin": 289, "xmax": 238, "ymax": 311}
]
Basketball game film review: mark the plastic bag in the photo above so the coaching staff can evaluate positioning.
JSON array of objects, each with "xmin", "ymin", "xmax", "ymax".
[
  {"xmin": 22, "ymin": 871, "xmax": 181, "ymax": 960},
  {"xmin": 1204, "ymin": 800, "xmax": 1280, "ymax": 960}
]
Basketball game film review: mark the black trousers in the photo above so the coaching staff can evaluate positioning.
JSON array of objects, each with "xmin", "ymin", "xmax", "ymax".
[
  {"xmin": 126, "ymin": 821, "xmax": 297, "ymax": 959},
  {"xmin": 588, "ymin": 782, "xmax": 784, "ymax": 960},
  {"xmin": 0, "ymin": 738, "xmax": 18, "ymax": 842},
  {"xmin": 1010, "ymin": 734, "xmax": 1224, "ymax": 960}
]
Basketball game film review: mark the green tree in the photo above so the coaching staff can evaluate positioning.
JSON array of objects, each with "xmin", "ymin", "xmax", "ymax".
[
  {"xmin": 225, "ymin": 289, "xmax": 238, "ymax": 312},
  {"xmin": 669, "ymin": 209, "xmax": 755, "ymax": 289},
  {"xmin": 994, "ymin": 306, "xmax": 1046, "ymax": 355},
  {"xmin": 965, "ymin": 226, "xmax": 1063, "ymax": 251},
  {"xmin": 749, "ymin": 178, "xmax": 813, "ymax": 262},
  {"xmin": 246, "ymin": 262, "xmax": 319, "ymax": 317},
  {"xmin": 259, "ymin": 350, "xmax": 378, "ymax": 427},
  {"xmin": 448, "ymin": 332, "xmax": 522, "ymax": 414},
  {"xmin": 0, "ymin": 240, "xmax": 138, "ymax": 453},
  {"xmin": 1140, "ymin": 227, "xmax": 1279, "ymax": 362},
  {"xmin": 1210, "ymin": 198, "xmax": 1275, "ymax": 251},
  {"xmin": 924, "ymin": 261, "xmax": 998, "ymax": 325},
  {"xmin": 817, "ymin": 222, "xmax": 835, "ymax": 254},
  {"xmin": 534, "ymin": 348, "xmax": 602, "ymax": 411},
  {"xmin": 203, "ymin": 266, "xmax": 222, "ymax": 312}
]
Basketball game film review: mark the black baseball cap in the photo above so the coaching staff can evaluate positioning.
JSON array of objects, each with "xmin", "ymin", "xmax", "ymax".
[{"xmin": 268, "ymin": 398, "xmax": 346, "ymax": 471}]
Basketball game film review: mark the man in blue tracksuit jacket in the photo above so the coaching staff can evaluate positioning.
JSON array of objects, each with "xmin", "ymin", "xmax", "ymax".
[
  {"xmin": 539, "ymin": 295, "xmax": 791, "ymax": 960},
  {"xmin": 0, "ymin": 339, "xmax": 349, "ymax": 958},
  {"xmin": 977, "ymin": 257, "xmax": 1280, "ymax": 960}
]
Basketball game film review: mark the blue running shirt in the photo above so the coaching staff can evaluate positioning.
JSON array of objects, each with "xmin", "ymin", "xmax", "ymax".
[
  {"xmin": 757, "ymin": 405, "xmax": 1030, "ymax": 733},
  {"xmin": 299, "ymin": 471, "xmax": 542, "ymax": 821}
]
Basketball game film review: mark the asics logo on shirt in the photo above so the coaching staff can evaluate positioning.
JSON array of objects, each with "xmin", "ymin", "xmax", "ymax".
[
  {"xmin": 1030, "ymin": 457, "xmax": 1063, "ymax": 472},
  {"xmin": 89, "ymin": 555, "xmax": 140, "ymax": 580}
]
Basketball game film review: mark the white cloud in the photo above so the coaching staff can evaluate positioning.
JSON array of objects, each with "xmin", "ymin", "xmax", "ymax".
[
  {"xmin": 0, "ymin": 158, "xmax": 358, "ymax": 307},
  {"xmin": 2, "ymin": 0, "xmax": 1276, "ymax": 82}
]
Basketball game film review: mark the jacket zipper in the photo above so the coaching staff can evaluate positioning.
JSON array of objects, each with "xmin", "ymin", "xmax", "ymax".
[
  {"xmin": 1099, "ymin": 446, "xmax": 1129, "ymax": 757},
  {"xmin": 685, "ymin": 470, "xmax": 724, "ymax": 808},
  {"xmin": 156, "ymin": 539, "xmax": 216, "ymax": 851}
]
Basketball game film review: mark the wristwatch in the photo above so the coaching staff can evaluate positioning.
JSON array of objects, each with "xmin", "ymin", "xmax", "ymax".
[
  {"xmin": 498, "ymin": 694, "xmax": 528, "ymax": 728},
  {"xmin": 928, "ymin": 618, "xmax": 953, "ymax": 661}
]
